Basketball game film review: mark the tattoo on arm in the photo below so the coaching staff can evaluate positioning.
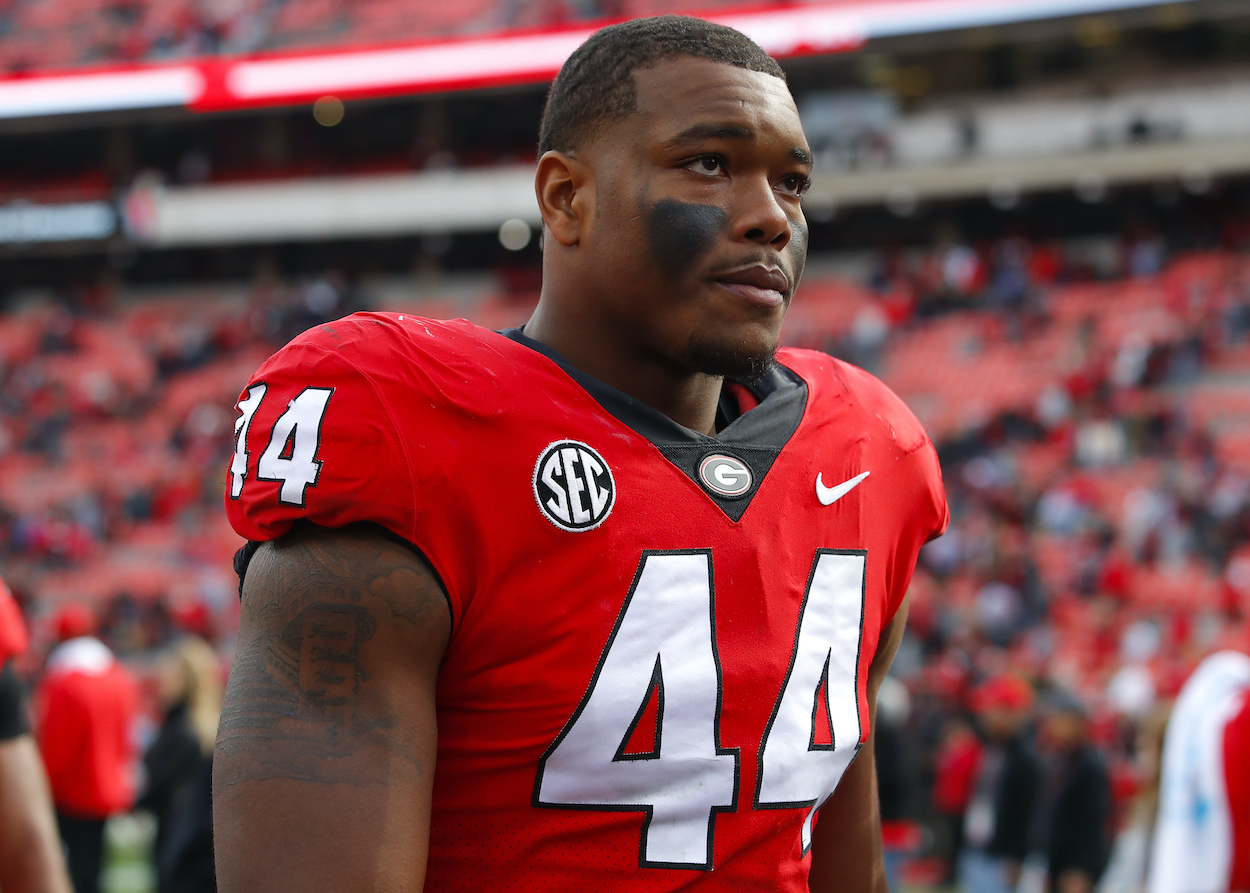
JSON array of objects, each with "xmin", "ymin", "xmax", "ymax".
[{"xmin": 216, "ymin": 525, "xmax": 450, "ymax": 787}]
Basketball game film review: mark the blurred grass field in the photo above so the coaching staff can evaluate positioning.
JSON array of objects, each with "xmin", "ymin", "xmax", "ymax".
[{"xmin": 103, "ymin": 815, "xmax": 154, "ymax": 893}]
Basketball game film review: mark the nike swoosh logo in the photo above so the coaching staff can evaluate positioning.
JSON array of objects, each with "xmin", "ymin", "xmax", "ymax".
[{"xmin": 815, "ymin": 471, "xmax": 870, "ymax": 506}]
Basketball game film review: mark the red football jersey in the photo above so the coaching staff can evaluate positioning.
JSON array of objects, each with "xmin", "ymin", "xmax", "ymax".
[
  {"xmin": 1226, "ymin": 691, "xmax": 1250, "ymax": 892},
  {"xmin": 226, "ymin": 313, "xmax": 948, "ymax": 892},
  {"xmin": 0, "ymin": 580, "xmax": 28, "ymax": 665}
]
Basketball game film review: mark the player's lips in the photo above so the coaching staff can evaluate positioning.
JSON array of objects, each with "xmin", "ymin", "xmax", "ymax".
[{"xmin": 710, "ymin": 264, "xmax": 791, "ymax": 308}]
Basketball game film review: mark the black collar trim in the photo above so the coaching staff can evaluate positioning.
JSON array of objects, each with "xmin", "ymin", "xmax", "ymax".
[{"xmin": 500, "ymin": 327, "xmax": 809, "ymax": 523}]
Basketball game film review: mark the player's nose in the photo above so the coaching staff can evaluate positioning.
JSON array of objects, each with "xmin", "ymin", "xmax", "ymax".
[{"xmin": 730, "ymin": 175, "xmax": 791, "ymax": 250}]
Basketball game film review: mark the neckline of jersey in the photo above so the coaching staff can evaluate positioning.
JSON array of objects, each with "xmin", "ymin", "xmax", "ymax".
[{"xmin": 498, "ymin": 326, "xmax": 809, "ymax": 452}]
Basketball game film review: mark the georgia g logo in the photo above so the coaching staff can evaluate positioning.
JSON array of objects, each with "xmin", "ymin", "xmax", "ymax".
[
  {"xmin": 533, "ymin": 440, "xmax": 615, "ymax": 532},
  {"xmin": 698, "ymin": 453, "xmax": 752, "ymax": 498}
]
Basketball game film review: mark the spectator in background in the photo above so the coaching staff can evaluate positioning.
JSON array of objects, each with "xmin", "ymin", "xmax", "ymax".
[
  {"xmin": 1098, "ymin": 705, "xmax": 1169, "ymax": 893},
  {"xmin": 1032, "ymin": 690, "xmax": 1112, "ymax": 893},
  {"xmin": 875, "ymin": 675, "xmax": 919, "ymax": 893},
  {"xmin": 960, "ymin": 674, "xmax": 1042, "ymax": 893},
  {"xmin": 36, "ymin": 604, "xmax": 139, "ymax": 893},
  {"xmin": 138, "ymin": 635, "xmax": 220, "ymax": 893},
  {"xmin": 1148, "ymin": 650, "xmax": 1250, "ymax": 893},
  {"xmin": 0, "ymin": 581, "xmax": 72, "ymax": 893},
  {"xmin": 1223, "ymin": 681, "xmax": 1250, "ymax": 893},
  {"xmin": 933, "ymin": 715, "xmax": 983, "ymax": 885}
]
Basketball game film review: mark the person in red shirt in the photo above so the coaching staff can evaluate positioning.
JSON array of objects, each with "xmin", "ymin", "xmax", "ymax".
[
  {"xmin": 36, "ymin": 604, "xmax": 139, "ymax": 893},
  {"xmin": 214, "ymin": 15, "xmax": 947, "ymax": 893},
  {"xmin": 933, "ymin": 716, "xmax": 984, "ymax": 883},
  {"xmin": 0, "ymin": 581, "xmax": 72, "ymax": 893}
]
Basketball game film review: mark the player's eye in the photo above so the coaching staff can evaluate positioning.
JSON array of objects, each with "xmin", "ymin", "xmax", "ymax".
[
  {"xmin": 778, "ymin": 173, "xmax": 812, "ymax": 197},
  {"xmin": 684, "ymin": 154, "xmax": 726, "ymax": 177}
]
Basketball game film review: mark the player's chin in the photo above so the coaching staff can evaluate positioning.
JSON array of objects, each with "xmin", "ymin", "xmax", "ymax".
[{"xmin": 684, "ymin": 325, "xmax": 780, "ymax": 381}]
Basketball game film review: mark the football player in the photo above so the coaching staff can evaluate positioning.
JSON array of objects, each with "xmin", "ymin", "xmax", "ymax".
[
  {"xmin": 1149, "ymin": 650, "xmax": 1250, "ymax": 893},
  {"xmin": 0, "ymin": 581, "xmax": 72, "ymax": 893},
  {"xmin": 216, "ymin": 16, "xmax": 948, "ymax": 892}
]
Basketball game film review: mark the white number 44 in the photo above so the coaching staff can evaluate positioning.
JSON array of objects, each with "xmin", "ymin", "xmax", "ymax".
[
  {"xmin": 230, "ymin": 384, "xmax": 334, "ymax": 506},
  {"xmin": 534, "ymin": 549, "xmax": 867, "ymax": 869}
]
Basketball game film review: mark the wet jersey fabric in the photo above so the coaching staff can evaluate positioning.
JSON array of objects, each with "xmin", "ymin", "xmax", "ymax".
[{"xmin": 226, "ymin": 313, "xmax": 948, "ymax": 892}]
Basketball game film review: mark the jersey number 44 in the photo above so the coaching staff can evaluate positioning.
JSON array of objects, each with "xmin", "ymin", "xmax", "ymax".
[{"xmin": 534, "ymin": 549, "xmax": 867, "ymax": 870}]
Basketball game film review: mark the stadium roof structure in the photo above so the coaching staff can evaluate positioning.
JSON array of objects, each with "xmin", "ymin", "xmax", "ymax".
[{"xmin": 0, "ymin": 0, "xmax": 1209, "ymax": 121}]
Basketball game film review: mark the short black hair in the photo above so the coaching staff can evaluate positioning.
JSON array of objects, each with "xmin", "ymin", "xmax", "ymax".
[{"xmin": 538, "ymin": 15, "xmax": 786, "ymax": 156}]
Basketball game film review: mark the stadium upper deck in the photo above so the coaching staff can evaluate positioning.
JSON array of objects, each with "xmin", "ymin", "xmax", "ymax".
[
  {"xmin": 0, "ymin": 0, "xmax": 1216, "ymax": 72},
  {"xmin": 0, "ymin": 0, "xmax": 1223, "ymax": 119},
  {"xmin": 0, "ymin": 0, "xmax": 1246, "ymax": 275}
]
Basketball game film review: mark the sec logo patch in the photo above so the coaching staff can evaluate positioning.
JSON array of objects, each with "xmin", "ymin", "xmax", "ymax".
[
  {"xmin": 533, "ymin": 440, "xmax": 615, "ymax": 532},
  {"xmin": 699, "ymin": 454, "xmax": 752, "ymax": 498}
]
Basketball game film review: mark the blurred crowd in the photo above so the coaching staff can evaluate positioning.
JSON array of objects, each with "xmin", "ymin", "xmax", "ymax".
[
  {"xmin": 1, "ymin": 219, "xmax": 1249, "ymax": 889},
  {"xmin": 834, "ymin": 227, "xmax": 1250, "ymax": 889},
  {"xmin": 0, "ymin": 0, "xmax": 758, "ymax": 73},
  {"xmin": 0, "ymin": 269, "xmax": 380, "ymax": 891}
]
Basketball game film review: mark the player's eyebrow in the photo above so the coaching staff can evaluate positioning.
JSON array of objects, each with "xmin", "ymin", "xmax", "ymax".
[
  {"xmin": 666, "ymin": 123, "xmax": 813, "ymax": 166},
  {"xmin": 670, "ymin": 123, "xmax": 755, "ymax": 143}
]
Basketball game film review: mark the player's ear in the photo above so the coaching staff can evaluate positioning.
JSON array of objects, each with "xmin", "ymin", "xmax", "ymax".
[{"xmin": 535, "ymin": 151, "xmax": 589, "ymax": 247}]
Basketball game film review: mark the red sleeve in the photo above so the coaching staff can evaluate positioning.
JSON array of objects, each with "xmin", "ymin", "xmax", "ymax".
[
  {"xmin": 916, "ymin": 432, "xmax": 950, "ymax": 544},
  {"xmin": 0, "ymin": 581, "xmax": 29, "ymax": 665},
  {"xmin": 834, "ymin": 359, "xmax": 949, "ymax": 624},
  {"xmin": 885, "ymin": 430, "xmax": 940, "ymax": 625},
  {"xmin": 225, "ymin": 319, "xmax": 417, "ymax": 547},
  {"xmin": 888, "ymin": 433, "xmax": 947, "ymax": 625},
  {"xmin": 1225, "ymin": 692, "xmax": 1250, "ymax": 892}
]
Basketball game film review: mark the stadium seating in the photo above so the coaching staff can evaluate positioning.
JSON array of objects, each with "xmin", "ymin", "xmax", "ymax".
[
  {"xmin": 3, "ymin": 247, "xmax": 1249, "ymax": 699},
  {"xmin": 0, "ymin": 0, "xmax": 792, "ymax": 73}
]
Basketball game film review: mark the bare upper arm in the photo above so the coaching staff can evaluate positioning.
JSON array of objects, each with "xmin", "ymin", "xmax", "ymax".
[
  {"xmin": 807, "ymin": 596, "xmax": 911, "ymax": 893},
  {"xmin": 214, "ymin": 522, "xmax": 451, "ymax": 893},
  {"xmin": 864, "ymin": 597, "xmax": 911, "ymax": 714},
  {"xmin": 0, "ymin": 735, "xmax": 72, "ymax": 893}
]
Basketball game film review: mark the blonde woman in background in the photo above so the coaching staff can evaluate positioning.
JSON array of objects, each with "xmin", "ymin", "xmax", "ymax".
[
  {"xmin": 137, "ymin": 635, "xmax": 221, "ymax": 893},
  {"xmin": 1095, "ymin": 704, "xmax": 1170, "ymax": 893}
]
